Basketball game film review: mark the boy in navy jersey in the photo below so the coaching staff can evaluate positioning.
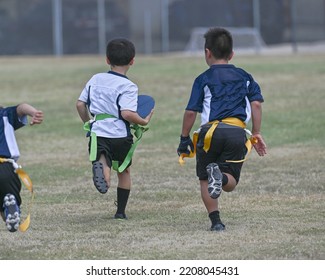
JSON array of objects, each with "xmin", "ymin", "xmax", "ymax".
[
  {"xmin": 77, "ymin": 38, "xmax": 153, "ymax": 220},
  {"xmin": 177, "ymin": 27, "xmax": 267, "ymax": 231},
  {"xmin": 0, "ymin": 103, "xmax": 43, "ymax": 232}
]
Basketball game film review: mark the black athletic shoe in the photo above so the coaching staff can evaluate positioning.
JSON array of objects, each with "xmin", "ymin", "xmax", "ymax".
[
  {"xmin": 3, "ymin": 194, "xmax": 20, "ymax": 232},
  {"xmin": 114, "ymin": 213, "xmax": 128, "ymax": 220},
  {"xmin": 206, "ymin": 163, "xmax": 223, "ymax": 199},
  {"xmin": 210, "ymin": 222, "xmax": 225, "ymax": 232},
  {"xmin": 92, "ymin": 161, "xmax": 108, "ymax": 194}
]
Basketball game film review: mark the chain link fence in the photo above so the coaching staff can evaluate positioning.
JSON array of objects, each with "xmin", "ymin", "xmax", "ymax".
[{"xmin": 0, "ymin": 0, "xmax": 324, "ymax": 55}]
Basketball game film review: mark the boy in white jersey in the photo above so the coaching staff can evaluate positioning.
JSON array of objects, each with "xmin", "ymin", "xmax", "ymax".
[
  {"xmin": 177, "ymin": 27, "xmax": 267, "ymax": 231},
  {"xmin": 0, "ymin": 103, "xmax": 43, "ymax": 232},
  {"xmin": 77, "ymin": 38, "xmax": 153, "ymax": 219}
]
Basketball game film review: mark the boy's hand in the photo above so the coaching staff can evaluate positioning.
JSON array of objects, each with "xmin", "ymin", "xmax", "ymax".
[
  {"xmin": 177, "ymin": 135, "xmax": 194, "ymax": 156},
  {"xmin": 143, "ymin": 109, "xmax": 154, "ymax": 125},
  {"xmin": 30, "ymin": 111, "xmax": 44, "ymax": 125},
  {"xmin": 252, "ymin": 133, "xmax": 267, "ymax": 156}
]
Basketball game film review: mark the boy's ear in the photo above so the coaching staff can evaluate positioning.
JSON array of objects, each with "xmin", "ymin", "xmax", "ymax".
[
  {"xmin": 129, "ymin": 58, "xmax": 135, "ymax": 65},
  {"xmin": 205, "ymin": 48, "xmax": 211, "ymax": 58},
  {"xmin": 228, "ymin": 51, "xmax": 234, "ymax": 61},
  {"xmin": 106, "ymin": 57, "xmax": 111, "ymax": 65}
]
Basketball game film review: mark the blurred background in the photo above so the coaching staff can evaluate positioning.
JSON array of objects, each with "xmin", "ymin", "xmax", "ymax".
[{"xmin": 0, "ymin": 0, "xmax": 325, "ymax": 56}]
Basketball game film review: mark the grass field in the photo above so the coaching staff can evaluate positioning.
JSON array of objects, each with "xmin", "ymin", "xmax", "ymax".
[{"xmin": 0, "ymin": 53, "xmax": 324, "ymax": 260}]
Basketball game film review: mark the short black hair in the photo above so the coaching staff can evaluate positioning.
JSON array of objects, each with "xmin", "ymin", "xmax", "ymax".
[
  {"xmin": 106, "ymin": 38, "xmax": 135, "ymax": 66},
  {"xmin": 204, "ymin": 27, "xmax": 233, "ymax": 60}
]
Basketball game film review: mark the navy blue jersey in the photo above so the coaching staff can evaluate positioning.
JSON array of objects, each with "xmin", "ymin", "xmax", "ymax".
[
  {"xmin": 186, "ymin": 64, "xmax": 264, "ymax": 125},
  {"xmin": 0, "ymin": 106, "xmax": 27, "ymax": 160}
]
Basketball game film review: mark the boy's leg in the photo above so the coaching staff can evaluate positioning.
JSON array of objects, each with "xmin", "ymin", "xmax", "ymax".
[
  {"xmin": 0, "ymin": 163, "xmax": 22, "ymax": 232},
  {"xmin": 115, "ymin": 167, "xmax": 131, "ymax": 219},
  {"xmin": 92, "ymin": 153, "xmax": 110, "ymax": 194},
  {"xmin": 200, "ymin": 179, "xmax": 225, "ymax": 231},
  {"xmin": 0, "ymin": 163, "xmax": 22, "ymax": 205},
  {"xmin": 109, "ymin": 136, "xmax": 133, "ymax": 219},
  {"xmin": 98, "ymin": 153, "xmax": 111, "ymax": 187},
  {"xmin": 2, "ymin": 194, "xmax": 20, "ymax": 232},
  {"xmin": 200, "ymin": 179, "xmax": 218, "ymax": 213},
  {"xmin": 204, "ymin": 124, "xmax": 244, "ymax": 196},
  {"xmin": 222, "ymin": 172, "xmax": 237, "ymax": 192},
  {"xmin": 206, "ymin": 163, "xmax": 223, "ymax": 199},
  {"xmin": 91, "ymin": 137, "xmax": 112, "ymax": 194},
  {"xmin": 207, "ymin": 163, "xmax": 237, "ymax": 197}
]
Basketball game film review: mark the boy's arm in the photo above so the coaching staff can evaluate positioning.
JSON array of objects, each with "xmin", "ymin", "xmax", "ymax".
[
  {"xmin": 251, "ymin": 101, "xmax": 267, "ymax": 156},
  {"xmin": 121, "ymin": 109, "xmax": 154, "ymax": 126},
  {"xmin": 16, "ymin": 103, "xmax": 43, "ymax": 125},
  {"xmin": 181, "ymin": 110, "xmax": 197, "ymax": 137},
  {"xmin": 76, "ymin": 100, "xmax": 90, "ymax": 123},
  {"xmin": 177, "ymin": 110, "xmax": 197, "ymax": 156}
]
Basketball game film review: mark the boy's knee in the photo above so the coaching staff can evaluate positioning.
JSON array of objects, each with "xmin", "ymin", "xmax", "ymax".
[
  {"xmin": 222, "ymin": 173, "xmax": 237, "ymax": 192},
  {"xmin": 119, "ymin": 167, "xmax": 131, "ymax": 175},
  {"xmin": 222, "ymin": 185, "xmax": 236, "ymax": 192}
]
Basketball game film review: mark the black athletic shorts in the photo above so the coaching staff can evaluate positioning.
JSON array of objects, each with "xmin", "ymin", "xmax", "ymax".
[
  {"xmin": 196, "ymin": 122, "xmax": 248, "ymax": 183},
  {"xmin": 0, "ymin": 162, "xmax": 22, "ymax": 210},
  {"xmin": 90, "ymin": 136, "xmax": 133, "ymax": 169}
]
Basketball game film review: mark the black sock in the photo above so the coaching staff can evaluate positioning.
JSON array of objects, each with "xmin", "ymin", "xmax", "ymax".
[
  {"xmin": 222, "ymin": 174, "xmax": 228, "ymax": 186},
  {"xmin": 209, "ymin": 210, "xmax": 221, "ymax": 225},
  {"xmin": 116, "ymin": 187, "xmax": 130, "ymax": 215}
]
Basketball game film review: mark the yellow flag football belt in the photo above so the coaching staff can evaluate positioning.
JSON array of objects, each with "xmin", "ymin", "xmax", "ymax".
[
  {"xmin": 178, "ymin": 117, "xmax": 258, "ymax": 165},
  {"xmin": 0, "ymin": 158, "xmax": 34, "ymax": 232}
]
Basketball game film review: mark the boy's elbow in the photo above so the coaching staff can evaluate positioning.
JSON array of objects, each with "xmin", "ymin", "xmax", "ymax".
[
  {"xmin": 76, "ymin": 100, "xmax": 85, "ymax": 111},
  {"xmin": 251, "ymin": 101, "xmax": 262, "ymax": 110},
  {"xmin": 184, "ymin": 110, "xmax": 197, "ymax": 118},
  {"xmin": 121, "ymin": 110, "xmax": 133, "ymax": 122}
]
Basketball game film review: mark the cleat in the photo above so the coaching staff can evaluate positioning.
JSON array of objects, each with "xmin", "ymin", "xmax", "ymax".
[
  {"xmin": 206, "ymin": 163, "xmax": 223, "ymax": 199},
  {"xmin": 92, "ymin": 161, "xmax": 108, "ymax": 194},
  {"xmin": 210, "ymin": 222, "xmax": 226, "ymax": 231},
  {"xmin": 3, "ymin": 194, "xmax": 20, "ymax": 233},
  {"xmin": 114, "ymin": 213, "xmax": 128, "ymax": 220}
]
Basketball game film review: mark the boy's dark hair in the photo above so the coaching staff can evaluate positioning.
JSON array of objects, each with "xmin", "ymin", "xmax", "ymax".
[
  {"xmin": 204, "ymin": 27, "xmax": 233, "ymax": 59},
  {"xmin": 106, "ymin": 38, "xmax": 135, "ymax": 66}
]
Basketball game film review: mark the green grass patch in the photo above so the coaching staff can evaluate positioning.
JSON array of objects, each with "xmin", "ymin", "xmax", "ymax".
[{"xmin": 0, "ymin": 54, "xmax": 324, "ymax": 260}]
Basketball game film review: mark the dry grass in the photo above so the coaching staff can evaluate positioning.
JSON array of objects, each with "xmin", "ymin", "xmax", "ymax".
[{"xmin": 0, "ymin": 54, "xmax": 324, "ymax": 260}]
